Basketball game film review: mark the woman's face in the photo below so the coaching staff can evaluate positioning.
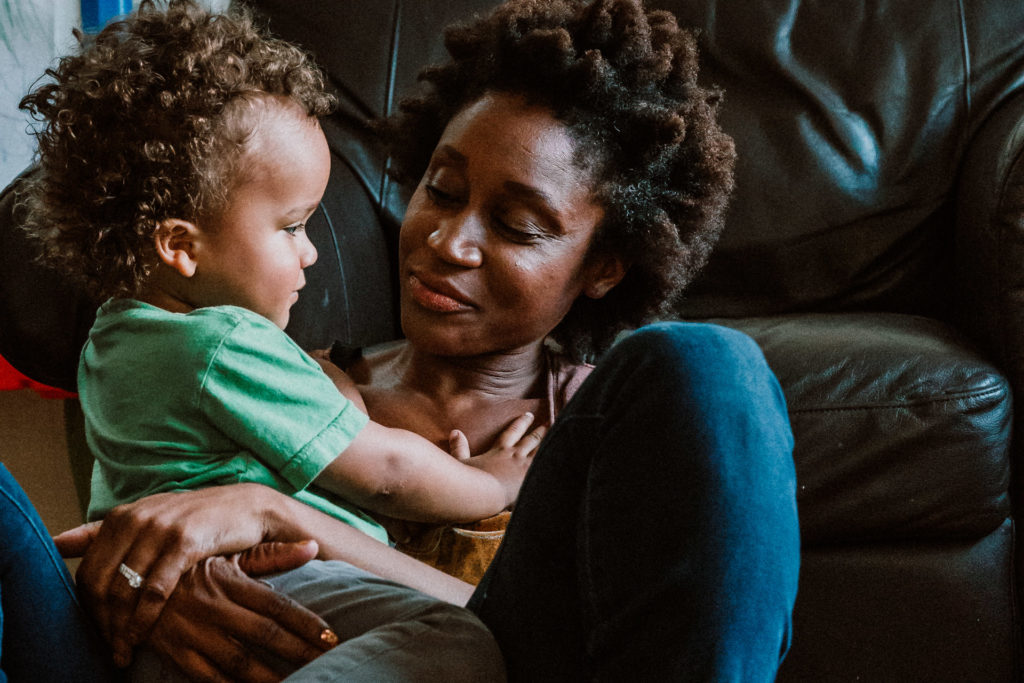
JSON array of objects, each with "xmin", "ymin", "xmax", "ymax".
[{"xmin": 399, "ymin": 92, "xmax": 622, "ymax": 357}]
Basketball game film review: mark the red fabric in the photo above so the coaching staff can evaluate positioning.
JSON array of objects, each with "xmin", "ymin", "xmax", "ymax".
[{"xmin": 0, "ymin": 353, "xmax": 76, "ymax": 398}]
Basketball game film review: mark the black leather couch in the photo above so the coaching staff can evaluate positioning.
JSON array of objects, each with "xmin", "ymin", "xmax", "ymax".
[{"xmin": 3, "ymin": 1, "xmax": 1024, "ymax": 680}]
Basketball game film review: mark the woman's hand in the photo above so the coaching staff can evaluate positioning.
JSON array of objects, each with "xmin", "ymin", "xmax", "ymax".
[
  {"xmin": 54, "ymin": 484, "xmax": 283, "ymax": 667},
  {"xmin": 145, "ymin": 543, "xmax": 338, "ymax": 683}
]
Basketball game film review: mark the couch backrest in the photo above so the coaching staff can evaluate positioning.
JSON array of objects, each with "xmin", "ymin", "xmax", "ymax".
[
  {"xmin": 661, "ymin": 0, "xmax": 1024, "ymax": 319},
  {"xmin": 271, "ymin": 0, "xmax": 1024, "ymax": 326},
  {"xmin": 4, "ymin": 0, "xmax": 1024, "ymax": 389}
]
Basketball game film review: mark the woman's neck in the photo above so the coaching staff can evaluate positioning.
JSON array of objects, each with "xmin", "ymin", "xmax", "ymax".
[
  {"xmin": 355, "ymin": 339, "xmax": 553, "ymax": 452},
  {"xmin": 394, "ymin": 341, "xmax": 548, "ymax": 403}
]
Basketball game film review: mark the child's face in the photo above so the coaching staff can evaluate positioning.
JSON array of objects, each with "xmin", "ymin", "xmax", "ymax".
[{"xmin": 193, "ymin": 108, "xmax": 330, "ymax": 328}]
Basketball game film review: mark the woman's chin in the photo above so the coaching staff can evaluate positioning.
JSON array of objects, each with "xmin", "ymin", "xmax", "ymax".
[{"xmin": 401, "ymin": 328, "xmax": 477, "ymax": 357}]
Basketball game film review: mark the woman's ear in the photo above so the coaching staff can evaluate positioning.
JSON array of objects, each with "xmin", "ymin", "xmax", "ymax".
[
  {"xmin": 583, "ymin": 254, "xmax": 627, "ymax": 299},
  {"xmin": 153, "ymin": 219, "xmax": 200, "ymax": 277}
]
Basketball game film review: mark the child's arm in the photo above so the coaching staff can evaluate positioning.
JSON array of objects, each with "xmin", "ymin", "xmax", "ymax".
[
  {"xmin": 313, "ymin": 412, "xmax": 545, "ymax": 524},
  {"xmin": 312, "ymin": 355, "xmax": 366, "ymax": 412}
]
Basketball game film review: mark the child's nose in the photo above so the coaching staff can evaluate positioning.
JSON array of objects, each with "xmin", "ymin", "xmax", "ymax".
[{"xmin": 300, "ymin": 233, "xmax": 318, "ymax": 268}]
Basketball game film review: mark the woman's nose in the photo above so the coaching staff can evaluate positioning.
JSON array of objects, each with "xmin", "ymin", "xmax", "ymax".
[{"xmin": 427, "ymin": 216, "xmax": 483, "ymax": 267}]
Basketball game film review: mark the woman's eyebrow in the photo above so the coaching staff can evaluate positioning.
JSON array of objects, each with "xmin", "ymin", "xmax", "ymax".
[
  {"xmin": 433, "ymin": 144, "xmax": 467, "ymax": 166},
  {"xmin": 503, "ymin": 181, "xmax": 555, "ymax": 211}
]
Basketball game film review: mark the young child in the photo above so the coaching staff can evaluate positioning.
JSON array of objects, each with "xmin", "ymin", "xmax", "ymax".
[{"xmin": 19, "ymin": 0, "xmax": 528, "ymax": 678}]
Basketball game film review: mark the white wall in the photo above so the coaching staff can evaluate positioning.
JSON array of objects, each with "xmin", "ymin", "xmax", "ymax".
[
  {"xmin": 0, "ymin": 0, "xmax": 80, "ymax": 187},
  {"xmin": 0, "ymin": 0, "xmax": 230, "ymax": 188}
]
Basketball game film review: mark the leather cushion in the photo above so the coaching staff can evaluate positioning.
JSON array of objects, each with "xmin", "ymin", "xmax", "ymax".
[{"xmin": 714, "ymin": 313, "xmax": 1012, "ymax": 543}]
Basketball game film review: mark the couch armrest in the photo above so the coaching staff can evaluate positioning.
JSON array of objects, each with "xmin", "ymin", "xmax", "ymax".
[
  {"xmin": 0, "ymin": 170, "xmax": 96, "ymax": 391},
  {"xmin": 955, "ymin": 89, "xmax": 1024, "ymax": 393}
]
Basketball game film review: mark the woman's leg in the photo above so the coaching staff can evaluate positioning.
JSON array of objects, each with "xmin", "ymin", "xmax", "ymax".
[
  {"xmin": 470, "ymin": 322, "xmax": 800, "ymax": 682},
  {"xmin": 0, "ymin": 463, "xmax": 117, "ymax": 682},
  {"xmin": 274, "ymin": 561, "xmax": 505, "ymax": 682}
]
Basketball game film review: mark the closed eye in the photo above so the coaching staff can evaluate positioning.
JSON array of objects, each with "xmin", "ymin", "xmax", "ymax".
[
  {"xmin": 494, "ymin": 218, "xmax": 542, "ymax": 244},
  {"xmin": 425, "ymin": 185, "xmax": 460, "ymax": 206}
]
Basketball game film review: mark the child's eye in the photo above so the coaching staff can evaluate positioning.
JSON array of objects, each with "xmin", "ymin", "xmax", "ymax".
[{"xmin": 284, "ymin": 223, "xmax": 305, "ymax": 235}]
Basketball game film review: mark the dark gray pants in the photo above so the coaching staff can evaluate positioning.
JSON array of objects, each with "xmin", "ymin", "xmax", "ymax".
[{"xmin": 133, "ymin": 560, "xmax": 505, "ymax": 682}]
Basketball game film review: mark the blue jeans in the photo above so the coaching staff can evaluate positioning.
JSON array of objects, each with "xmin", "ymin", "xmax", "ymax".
[
  {"xmin": 469, "ymin": 322, "xmax": 800, "ymax": 681},
  {"xmin": 0, "ymin": 463, "xmax": 117, "ymax": 682}
]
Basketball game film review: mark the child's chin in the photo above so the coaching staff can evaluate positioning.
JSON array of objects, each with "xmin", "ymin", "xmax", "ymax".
[{"xmin": 261, "ymin": 310, "xmax": 289, "ymax": 329}]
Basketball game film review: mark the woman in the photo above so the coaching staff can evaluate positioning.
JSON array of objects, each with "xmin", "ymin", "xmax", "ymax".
[{"xmin": 15, "ymin": 0, "xmax": 800, "ymax": 680}]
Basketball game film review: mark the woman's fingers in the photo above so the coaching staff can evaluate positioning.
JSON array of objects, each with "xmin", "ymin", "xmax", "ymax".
[
  {"xmin": 236, "ymin": 540, "xmax": 320, "ymax": 577},
  {"xmin": 150, "ymin": 594, "xmax": 285, "ymax": 683},
  {"xmin": 73, "ymin": 507, "xmax": 148, "ymax": 662},
  {"xmin": 218, "ymin": 556, "xmax": 337, "ymax": 661},
  {"xmin": 52, "ymin": 520, "xmax": 102, "ymax": 557},
  {"xmin": 96, "ymin": 502, "xmax": 200, "ymax": 666},
  {"xmin": 117, "ymin": 540, "xmax": 197, "ymax": 665},
  {"xmin": 495, "ymin": 412, "xmax": 536, "ymax": 448},
  {"xmin": 145, "ymin": 555, "xmax": 333, "ymax": 680}
]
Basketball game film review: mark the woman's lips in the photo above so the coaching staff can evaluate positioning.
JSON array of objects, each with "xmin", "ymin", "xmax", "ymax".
[{"xmin": 408, "ymin": 274, "xmax": 473, "ymax": 313}]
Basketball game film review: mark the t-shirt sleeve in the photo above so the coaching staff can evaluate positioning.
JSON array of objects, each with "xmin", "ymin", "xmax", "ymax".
[{"xmin": 197, "ymin": 313, "xmax": 368, "ymax": 492}]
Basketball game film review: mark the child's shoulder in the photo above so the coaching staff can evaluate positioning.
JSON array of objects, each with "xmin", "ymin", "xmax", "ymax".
[
  {"xmin": 187, "ymin": 304, "xmax": 280, "ymax": 330},
  {"xmin": 96, "ymin": 300, "xmax": 289, "ymax": 352}
]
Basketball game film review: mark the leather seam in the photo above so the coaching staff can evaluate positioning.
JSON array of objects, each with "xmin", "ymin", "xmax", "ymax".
[{"xmin": 789, "ymin": 383, "xmax": 1008, "ymax": 413}]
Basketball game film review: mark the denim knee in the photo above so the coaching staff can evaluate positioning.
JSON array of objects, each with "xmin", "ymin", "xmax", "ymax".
[{"xmin": 615, "ymin": 321, "xmax": 783, "ymax": 403}]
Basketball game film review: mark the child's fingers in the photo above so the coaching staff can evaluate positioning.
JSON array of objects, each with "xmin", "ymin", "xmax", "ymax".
[
  {"xmin": 495, "ymin": 412, "xmax": 536, "ymax": 448},
  {"xmin": 449, "ymin": 429, "xmax": 471, "ymax": 460},
  {"xmin": 517, "ymin": 424, "xmax": 548, "ymax": 456}
]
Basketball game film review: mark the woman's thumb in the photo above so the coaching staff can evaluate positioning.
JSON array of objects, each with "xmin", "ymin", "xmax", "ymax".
[{"xmin": 236, "ymin": 539, "xmax": 319, "ymax": 576}]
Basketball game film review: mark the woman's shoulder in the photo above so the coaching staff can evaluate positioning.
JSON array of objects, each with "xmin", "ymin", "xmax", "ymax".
[
  {"xmin": 545, "ymin": 345, "xmax": 594, "ymax": 416},
  {"xmin": 330, "ymin": 338, "xmax": 407, "ymax": 384}
]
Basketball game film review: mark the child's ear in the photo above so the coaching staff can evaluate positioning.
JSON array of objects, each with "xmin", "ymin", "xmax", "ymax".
[
  {"xmin": 153, "ymin": 218, "xmax": 200, "ymax": 277},
  {"xmin": 583, "ymin": 253, "xmax": 627, "ymax": 299}
]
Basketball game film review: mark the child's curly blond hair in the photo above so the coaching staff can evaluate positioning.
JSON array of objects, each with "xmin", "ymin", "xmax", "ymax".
[{"xmin": 18, "ymin": 0, "xmax": 335, "ymax": 300}]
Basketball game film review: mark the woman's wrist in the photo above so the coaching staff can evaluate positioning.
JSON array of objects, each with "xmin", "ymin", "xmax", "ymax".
[{"xmin": 254, "ymin": 485, "xmax": 305, "ymax": 544}]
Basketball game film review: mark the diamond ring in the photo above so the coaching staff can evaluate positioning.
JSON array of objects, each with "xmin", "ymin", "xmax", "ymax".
[{"xmin": 118, "ymin": 562, "xmax": 144, "ymax": 589}]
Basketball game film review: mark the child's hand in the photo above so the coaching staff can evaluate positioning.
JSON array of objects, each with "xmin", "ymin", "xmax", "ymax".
[
  {"xmin": 461, "ymin": 412, "xmax": 547, "ymax": 508},
  {"xmin": 448, "ymin": 429, "xmax": 472, "ymax": 460}
]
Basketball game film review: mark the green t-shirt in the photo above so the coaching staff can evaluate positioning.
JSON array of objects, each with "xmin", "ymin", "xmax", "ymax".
[{"xmin": 79, "ymin": 299, "xmax": 384, "ymax": 543}]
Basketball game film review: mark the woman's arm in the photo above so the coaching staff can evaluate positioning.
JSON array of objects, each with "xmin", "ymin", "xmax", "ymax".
[
  {"xmin": 56, "ymin": 483, "xmax": 474, "ymax": 669},
  {"xmin": 265, "ymin": 489, "xmax": 475, "ymax": 604}
]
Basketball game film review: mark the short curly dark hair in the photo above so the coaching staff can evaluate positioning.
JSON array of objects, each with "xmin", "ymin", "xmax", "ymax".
[
  {"xmin": 18, "ymin": 0, "xmax": 335, "ymax": 300},
  {"xmin": 380, "ymin": 0, "xmax": 735, "ymax": 360}
]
